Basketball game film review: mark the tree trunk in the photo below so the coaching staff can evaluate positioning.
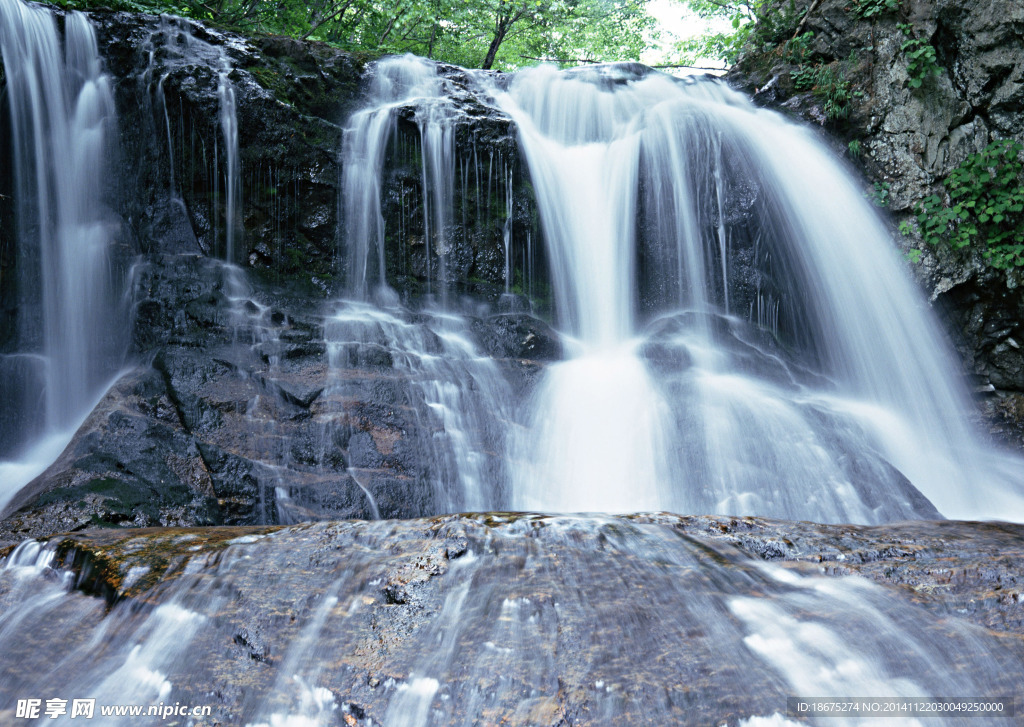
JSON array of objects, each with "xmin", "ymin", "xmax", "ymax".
[{"xmin": 482, "ymin": 26, "xmax": 507, "ymax": 69}]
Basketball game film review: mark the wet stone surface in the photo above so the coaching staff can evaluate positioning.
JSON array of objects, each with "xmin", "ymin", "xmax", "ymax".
[
  {"xmin": 0, "ymin": 255, "xmax": 557, "ymax": 542},
  {"xmin": 0, "ymin": 515, "xmax": 1021, "ymax": 726},
  {"xmin": 654, "ymin": 514, "xmax": 1024, "ymax": 636}
]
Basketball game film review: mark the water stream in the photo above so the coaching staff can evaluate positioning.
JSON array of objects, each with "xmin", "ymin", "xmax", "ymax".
[
  {"xmin": 488, "ymin": 63, "xmax": 1021, "ymax": 521},
  {"xmin": 340, "ymin": 57, "xmax": 1024, "ymax": 524},
  {"xmin": 0, "ymin": 0, "xmax": 126, "ymax": 510},
  {"xmin": 0, "ymin": 518, "xmax": 1017, "ymax": 725},
  {"xmin": 341, "ymin": 55, "xmax": 457, "ymax": 301}
]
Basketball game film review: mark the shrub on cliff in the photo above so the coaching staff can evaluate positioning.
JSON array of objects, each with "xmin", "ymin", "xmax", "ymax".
[{"xmin": 903, "ymin": 139, "xmax": 1024, "ymax": 269}]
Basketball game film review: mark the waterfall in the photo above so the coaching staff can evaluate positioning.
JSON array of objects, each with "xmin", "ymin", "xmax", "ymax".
[
  {"xmin": 0, "ymin": 0, "xmax": 126, "ymax": 508},
  {"xmin": 141, "ymin": 15, "xmax": 242, "ymax": 265},
  {"xmin": 475, "ymin": 63, "xmax": 1024, "ymax": 523},
  {"xmin": 330, "ymin": 56, "xmax": 515, "ymax": 516},
  {"xmin": 334, "ymin": 57, "xmax": 1024, "ymax": 524},
  {"xmin": 340, "ymin": 55, "xmax": 456, "ymax": 300},
  {"xmin": 312, "ymin": 303, "xmax": 513, "ymax": 516},
  {"xmin": 217, "ymin": 61, "xmax": 240, "ymax": 264},
  {"xmin": 0, "ymin": 27, "xmax": 1022, "ymax": 726}
]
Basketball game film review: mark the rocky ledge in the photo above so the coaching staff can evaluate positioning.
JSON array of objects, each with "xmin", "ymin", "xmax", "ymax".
[{"xmin": 0, "ymin": 514, "xmax": 1020, "ymax": 725}]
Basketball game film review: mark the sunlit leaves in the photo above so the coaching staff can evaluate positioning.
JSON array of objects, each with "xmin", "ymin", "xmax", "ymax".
[
  {"xmin": 671, "ymin": 0, "xmax": 803, "ymax": 67},
  {"xmin": 53, "ymin": 0, "xmax": 653, "ymax": 70}
]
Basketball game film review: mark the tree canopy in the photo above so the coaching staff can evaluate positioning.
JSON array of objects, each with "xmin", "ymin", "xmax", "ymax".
[
  {"xmin": 671, "ymin": 0, "xmax": 804, "ymax": 66},
  {"xmin": 60, "ymin": 0, "xmax": 656, "ymax": 70}
]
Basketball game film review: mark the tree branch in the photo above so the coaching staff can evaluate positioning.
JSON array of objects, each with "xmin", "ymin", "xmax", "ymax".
[
  {"xmin": 700, "ymin": 0, "xmax": 744, "ymax": 14},
  {"xmin": 520, "ymin": 56, "xmax": 726, "ymax": 71},
  {"xmin": 791, "ymin": 0, "xmax": 823, "ymax": 40},
  {"xmin": 652, "ymin": 63, "xmax": 729, "ymax": 70},
  {"xmin": 378, "ymin": 13, "xmax": 400, "ymax": 45},
  {"xmin": 520, "ymin": 55, "xmax": 599, "ymax": 63},
  {"xmin": 302, "ymin": 0, "xmax": 358, "ymax": 40}
]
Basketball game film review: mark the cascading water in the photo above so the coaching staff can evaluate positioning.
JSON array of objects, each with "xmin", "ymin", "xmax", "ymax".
[
  {"xmin": 341, "ymin": 55, "xmax": 456, "ymax": 301},
  {"xmin": 0, "ymin": 0, "xmax": 126, "ymax": 510},
  {"xmin": 334, "ymin": 56, "xmax": 1024, "ymax": 524},
  {"xmin": 475, "ymin": 63, "xmax": 1024, "ymax": 523},
  {"xmin": 1, "ymin": 24, "xmax": 1023, "ymax": 725},
  {"xmin": 217, "ymin": 57, "xmax": 240, "ymax": 265},
  {"xmin": 329, "ymin": 56, "xmax": 517, "ymax": 517},
  {"xmin": 1, "ymin": 518, "xmax": 1019, "ymax": 725},
  {"xmin": 320, "ymin": 303, "xmax": 513, "ymax": 515},
  {"xmin": 144, "ymin": 14, "xmax": 242, "ymax": 266}
]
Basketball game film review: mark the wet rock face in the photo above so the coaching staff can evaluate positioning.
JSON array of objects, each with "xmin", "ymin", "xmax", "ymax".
[
  {"xmin": 663, "ymin": 514, "xmax": 1024, "ymax": 635},
  {"xmin": 370, "ymin": 67, "xmax": 542, "ymax": 302},
  {"xmin": 0, "ymin": 254, "xmax": 558, "ymax": 540},
  {"xmin": 0, "ymin": 368, "xmax": 223, "ymax": 543},
  {"xmin": 0, "ymin": 10, "xmax": 556, "ymax": 537},
  {"xmin": 83, "ymin": 11, "xmax": 539, "ymax": 299},
  {"xmin": 471, "ymin": 312, "xmax": 561, "ymax": 361},
  {"xmin": 0, "ymin": 515, "xmax": 1021, "ymax": 725},
  {"xmin": 89, "ymin": 11, "xmax": 362, "ymax": 286},
  {"xmin": 727, "ymin": 0, "xmax": 1024, "ymax": 393}
]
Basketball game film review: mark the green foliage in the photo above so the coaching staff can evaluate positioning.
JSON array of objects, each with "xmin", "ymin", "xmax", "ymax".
[
  {"xmin": 851, "ymin": 0, "xmax": 898, "ymax": 19},
  {"xmin": 868, "ymin": 180, "xmax": 890, "ymax": 207},
  {"xmin": 56, "ymin": 0, "xmax": 653, "ymax": 71},
  {"xmin": 53, "ymin": 0, "xmax": 191, "ymax": 15},
  {"xmin": 782, "ymin": 30, "xmax": 813, "ymax": 63},
  {"xmin": 790, "ymin": 62, "xmax": 851, "ymax": 120},
  {"xmin": 817, "ymin": 65, "xmax": 850, "ymax": 120},
  {"xmin": 898, "ymin": 23, "xmax": 941, "ymax": 89},
  {"xmin": 904, "ymin": 139, "xmax": 1024, "ymax": 269},
  {"xmin": 790, "ymin": 64, "xmax": 816, "ymax": 90},
  {"xmin": 673, "ymin": 0, "xmax": 804, "ymax": 66},
  {"xmin": 847, "ymin": 139, "xmax": 862, "ymax": 159}
]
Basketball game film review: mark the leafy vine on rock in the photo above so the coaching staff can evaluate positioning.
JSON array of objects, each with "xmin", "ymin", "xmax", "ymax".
[{"xmin": 902, "ymin": 140, "xmax": 1024, "ymax": 269}]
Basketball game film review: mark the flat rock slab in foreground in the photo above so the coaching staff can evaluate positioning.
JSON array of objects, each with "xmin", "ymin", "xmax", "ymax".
[{"xmin": 1, "ymin": 514, "xmax": 1021, "ymax": 725}]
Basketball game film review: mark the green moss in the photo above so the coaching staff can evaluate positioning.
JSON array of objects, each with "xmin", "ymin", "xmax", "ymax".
[
  {"xmin": 280, "ymin": 245, "xmax": 310, "ymax": 276},
  {"xmin": 53, "ymin": 525, "xmax": 282, "ymax": 600},
  {"xmin": 250, "ymin": 66, "xmax": 292, "ymax": 105},
  {"xmin": 302, "ymin": 121, "xmax": 341, "ymax": 148},
  {"xmin": 36, "ymin": 477, "xmax": 161, "ymax": 523},
  {"xmin": 89, "ymin": 513, "xmax": 127, "ymax": 529}
]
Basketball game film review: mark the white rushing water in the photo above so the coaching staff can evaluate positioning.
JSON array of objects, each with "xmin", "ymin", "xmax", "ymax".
[
  {"xmin": 335, "ymin": 55, "xmax": 1024, "ymax": 524},
  {"xmin": 472, "ymin": 62, "xmax": 1024, "ymax": 523},
  {"xmin": 0, "ymin": 0, "xmax": 126, "ymax": 508},
  {"xmin": 341, "ymin": 55, "xmax": 457, "ymax": 301},
  {"xmin": 322, "ymin": 302, "xmax": 513, "ymax": 514}
]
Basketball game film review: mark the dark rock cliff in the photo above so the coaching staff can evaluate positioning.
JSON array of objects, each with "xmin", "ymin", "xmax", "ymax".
[
  {"xmin": 3, "ymin": 2, "xmax": 1024, "ymax": 536},
  {"xmin": 91, "ymin": 12, "xmax": 541, "ymax": 299},
  {"xmin": 0, "ymin": 8, "xmax": 557, "ymax": 538},
  {"xmin": 726, "ymin": 0, "xmax": 1024, "ymax": 437}
]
